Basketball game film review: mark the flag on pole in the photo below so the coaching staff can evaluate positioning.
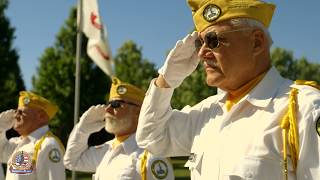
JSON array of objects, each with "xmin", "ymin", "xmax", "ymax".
[{"xmin": 81, "ymin": 0, "xmax": 113, "ymax": 76}]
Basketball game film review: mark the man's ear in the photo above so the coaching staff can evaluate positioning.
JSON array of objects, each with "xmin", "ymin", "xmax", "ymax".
[
  {"xmin": 131, "ymin": 105, "xmax": 141, "ymax": 120},
  {"xmin": 37, "ymin": 109, "xmax": 49, "ymax": 123},
  {"xmin": 251, "ymin": 29, "xmax": 266, "ymax": 56}
]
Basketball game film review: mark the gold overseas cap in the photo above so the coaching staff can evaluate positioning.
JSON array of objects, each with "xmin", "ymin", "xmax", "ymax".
[
  {"xmin": 109, "ymin": 77, "xmax": 145, "ymax": 105},
  {"xmin": 18, "ymin": 91, "xmax": 59, "ymax": 120},
  {"xmin": 187, "ymin": 0, "xmax": 276, "ymax": 32}
]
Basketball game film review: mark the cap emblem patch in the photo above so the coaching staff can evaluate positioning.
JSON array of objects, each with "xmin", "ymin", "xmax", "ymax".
[
  {"xmin": 203, "ymin": 4, "xmax": 221, "ymax": 22},
  {"xmin": 23, "ymin": 97, "xmax": 30, "ymax": 105},
  {"xmin": 117, "ymin": 86, "xmax": 127, "ymax": 95}
]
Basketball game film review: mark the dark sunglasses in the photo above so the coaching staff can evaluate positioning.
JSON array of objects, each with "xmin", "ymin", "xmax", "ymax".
[
  {"xmin": 107, "ymin": 100, "xmax": 139, "ymax": 109},
  {"xmin": 15, "ymin": 108, "xmax": 32, "ymax": 115},
  {"xmin": 195, "ymin": 28, "xmax": 252, "ymax": 51}
]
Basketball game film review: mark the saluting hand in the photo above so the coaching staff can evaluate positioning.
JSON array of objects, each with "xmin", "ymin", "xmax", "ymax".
[
  {"xmin": 78, "ymin": 104, "xmax": 106, "ymax": 134},
  {"xmin": 0, "ymin": 109, "xmax": 15, "ymax": 132},
  {"xmin": 158, "ymin": 31, "xmax": 200, "ymax": 88}
]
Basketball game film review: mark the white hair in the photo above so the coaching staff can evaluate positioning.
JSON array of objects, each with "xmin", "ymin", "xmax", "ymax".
[{"xmin": 229, "ymin": 18, "xmax": 273, "ymax": 47}]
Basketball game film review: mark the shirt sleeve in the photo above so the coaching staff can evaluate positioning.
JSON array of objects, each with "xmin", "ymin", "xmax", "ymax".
[
  {"xmin": 36, "ymin": 137, "xmax": 66, "ymax": 180},
  {"xmin": 296, "ymin": 89, "xmax": 320, "ymax": 179},
  {"xmin": 0, "ymin": 132, "xmax": 18, "ymax": 163},
  {"xmin": 136, "ymin": 79, "xmax": 209, "ymax": 157},
  {"xmin": 145, "ymin": 153, "xmax": 174, "ymax": 180},
  {"xmin": 63, "ymin": 124, "xmax": 107, "ymax": 172}
]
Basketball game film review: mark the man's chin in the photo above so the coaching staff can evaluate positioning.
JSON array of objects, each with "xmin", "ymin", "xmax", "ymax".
[
  {"xmin": 104, "ymin": 126, "xmax": 113, "ymax": 133},
  {"xmin": 13, "ymin": 127, "xmax": 23, "ymax": 135},
  {"xmin": 105, "ymin": 123, "xmax": 131, "ymax": 135},
  {"xmin": 206, "ymin": 77, "xmax": 219, "ymax": 87},
  {"xmin": 13, "ymin": 125, "xmax": 21, "ymax": 131},
  {"xmin": 105, "ymin": 123, "xmax": 121, "ymax": 134}
]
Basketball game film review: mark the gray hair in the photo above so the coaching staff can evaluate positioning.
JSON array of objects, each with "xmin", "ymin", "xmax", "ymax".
[{"xmin": 229, "ymin": 18, "xmax": 273, "ymax": 47}]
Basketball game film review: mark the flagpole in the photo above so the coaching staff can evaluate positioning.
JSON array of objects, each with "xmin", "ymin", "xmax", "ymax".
[{"xmin": 72, "ymin": 0, "xmax": 83, "ymax": 180}]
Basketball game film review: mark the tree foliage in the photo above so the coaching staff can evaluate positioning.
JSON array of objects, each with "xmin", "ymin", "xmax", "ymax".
[
  {"xmin": 32, "ymin": 7, "xmax": 111, "ymax": 144},
  {"xmin": 163, "ymin": 47, "xmax": 320, "ymax": 109},
  {"xmin": 0, "ymin": 0, "xmax": 25, "ymax": 111},
  {"xmin": 172, "ymin": 65, "xmax": 217, "ymax": 109},
  {"xmin": 112, "ymin": 45, "xmax": 320, "ymax": 110},
  {"xmin": 113, "ymin": 41, "xmax": 217, "ymax": 110},
  {"xmin": 114, "ymin": 40, "xmax": 157, "ymax": 91},
  {"xmin": 271, "ymin": 47, "xmax": 320, "ymax": 83},
  {"xmin": 30, "ymin": 5, "xmax": 320, "ymax": 145}
]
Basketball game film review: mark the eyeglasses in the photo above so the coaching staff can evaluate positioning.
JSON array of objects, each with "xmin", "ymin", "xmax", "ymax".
[
  {"xmin": 195, "ymin": 28, "xmax": 252, "ymax": 51},
  {"xmin": 107, "ymin": 100, "xmax": 139, "ymax": 109},
  {"xmin": 15, "ymin": 108, "xmax": 31, "ymax": 116}
]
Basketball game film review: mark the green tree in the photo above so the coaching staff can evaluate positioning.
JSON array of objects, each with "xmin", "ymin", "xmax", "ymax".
[
  {"xmin": 271, "ymin": 47, "xmax": 320, "ymax": 83},
  {"xmin": 172, "ymin": 65, "xmax": 217, "ymax": 109},
  {"xmin": 114, "ymin": 40, "xmax": 157, "ymax": 90},
  {"xmin": 271, "ymin": 47, "xmax": 295, "ymax": 79},
  {"xmin": 113, "ymin": 41, "xmax": 216, "ymax": 109},
  {"xmin": 293, "ymin": 57, "xmax": 320, "ymax": 83},
  {"xmin": 32, "ymin": 7, "xmax": 111, "ymax": 144},
  {"xmin": 0, "ymin": 0, "xmax": 25, "ymax": 111}
]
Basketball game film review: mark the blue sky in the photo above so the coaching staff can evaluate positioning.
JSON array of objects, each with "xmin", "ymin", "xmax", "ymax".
[{"xmin": 5, "ymin": 0, "xmax": 320, "ymax": 90}]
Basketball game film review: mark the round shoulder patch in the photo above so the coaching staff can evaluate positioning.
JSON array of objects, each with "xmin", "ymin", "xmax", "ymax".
[
  {"xmin": 316, "ymin": 116, "xmax": 320, "ymax": 137},
  {"xmin": 203, "ymin": 4, "xmax": 221, "ymax": 22},
  {"xmin": 48, "ymin": 148, "xmax": 61, "ymax": 163},
  {"xmin": 151, "ymin": 159, "xmax": 168, "ymax": 179}
]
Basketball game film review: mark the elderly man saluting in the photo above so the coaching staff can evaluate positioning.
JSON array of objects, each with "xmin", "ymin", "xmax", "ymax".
[
  {"xmin": 0, "ymin": 91, "xmax": 66, "ymax": 180},
  {"xmin": 64, "ymin": 77, "xmax": 174, "ymax": 180},
  {"xmin": 136, "ymin": 0, "xmax": 320, "ymax": 180}
]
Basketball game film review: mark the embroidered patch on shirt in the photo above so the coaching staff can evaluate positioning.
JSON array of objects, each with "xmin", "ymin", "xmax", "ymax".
[
  {"xmin": 48, "ymin": 148, "xmax": 61, "ymax": 163},
  {"xmin": 151, "ymin": 159, "xmax": 168, "ymax": 179},
  {"xmin": 316, "ymin": 116, "xmax": 320, "ymax": 137},
  {"xmin": 9, "ymin": 151, "xmax": 33, "ymax": 174}
]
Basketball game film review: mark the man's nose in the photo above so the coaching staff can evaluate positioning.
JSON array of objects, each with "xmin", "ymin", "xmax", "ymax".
[
  {"xmin": 105, "ymin": 105, "xmax": 114, "ymax": 115},
  {"xmin": 14, "ymin": 110, "xmax": 20, "ymax": 118}
]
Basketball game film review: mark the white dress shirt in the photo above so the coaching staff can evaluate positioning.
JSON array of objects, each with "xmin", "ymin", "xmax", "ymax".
[
  {"xmin": 136, "ymin": 67, "xmax": 320, "ymax": 180},
  {"xmin": 64, "ymin": 124, "xmax": 174, "ymax": 180},
  {"xmin": 0, "ymin": 126, "xmax": 66, "ymax": 180}
]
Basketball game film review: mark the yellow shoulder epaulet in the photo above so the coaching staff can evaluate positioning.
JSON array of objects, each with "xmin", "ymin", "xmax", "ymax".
[
  {"xmin": 32, "ymin": 131, "xmax": 65, "ymax": 166},
  {"xmin": 140, "ymin": 150, "xmax": 149, "ymax": 180},
  {"xmin": 294, "ymin": 80, "xmax": 320, "ymax": 90}
]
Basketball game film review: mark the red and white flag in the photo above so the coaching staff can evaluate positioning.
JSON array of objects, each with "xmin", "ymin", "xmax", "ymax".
[{"xmin": 81, "ymin": 0, "xmax": 113, "ymax": 76}]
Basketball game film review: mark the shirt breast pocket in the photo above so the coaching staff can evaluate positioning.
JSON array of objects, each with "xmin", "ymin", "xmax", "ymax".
[
  {"xmin": 117, "ymin": 157, "xmax": 136, "ymax": 179},
  {"xmin": 184, "ymin": 151, "xmax": 204, "ymax": 176},
  {"xmin": 118, "ymin": 166, "xmax": 136, "ymax": 179},
  {"xmin": 223, "ymin": 156, "xmax": 288, "ymax": 180}
]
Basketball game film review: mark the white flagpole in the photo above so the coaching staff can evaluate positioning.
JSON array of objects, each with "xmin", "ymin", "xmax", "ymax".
[{"xmin": 72, "ymin": 0, "xmax": 83, "ymax": 180}]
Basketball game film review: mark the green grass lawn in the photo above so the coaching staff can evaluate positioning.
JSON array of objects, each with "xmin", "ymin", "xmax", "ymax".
[{"xmin": 170, "ymin": 157, "xmax": 190, "ymax": 179}]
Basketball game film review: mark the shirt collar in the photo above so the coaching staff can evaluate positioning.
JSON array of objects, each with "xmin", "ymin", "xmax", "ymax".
[
  {"xmin": 27, "ymin": 125, "xmax": 49, "ymax": 143},
  {"xmin": 246, "ymin": 67, "xmax": 291, "ymax": 108},
  {"xmin": 119, "ymin": 133, "xmax": 139, "ymax": 154},
  {"xmin": 216, "ymin": 88, "xmax": 228, "ymax": 103}
]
